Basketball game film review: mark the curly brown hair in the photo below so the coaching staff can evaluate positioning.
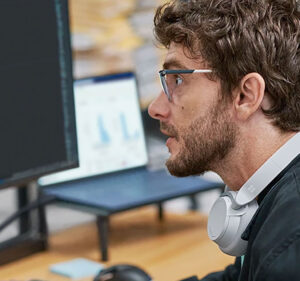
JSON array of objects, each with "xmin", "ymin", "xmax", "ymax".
[{"xmin": 154, "ymin": 0, "xmax": 300, "ymax": 131}]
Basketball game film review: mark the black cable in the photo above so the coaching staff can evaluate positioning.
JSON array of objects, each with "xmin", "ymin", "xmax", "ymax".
[{"xmin": 0, "ymin": 194, "xmax": 56, "ymax": 232}]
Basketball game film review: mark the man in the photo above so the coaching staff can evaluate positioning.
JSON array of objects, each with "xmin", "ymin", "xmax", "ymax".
[{"xmin": 148, "ymin": 0, "xmax": 300, "ymax": 280}]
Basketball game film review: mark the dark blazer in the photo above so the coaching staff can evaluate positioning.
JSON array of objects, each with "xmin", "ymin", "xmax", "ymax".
[{"xmin": 199, "ymin": 154, "xmax": 300, "ymax": 281}]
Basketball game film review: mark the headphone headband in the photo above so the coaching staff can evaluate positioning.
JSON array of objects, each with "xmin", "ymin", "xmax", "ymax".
[{"xmin": 235, "ymin": 133, "xmax": 300, "ymax": 206}]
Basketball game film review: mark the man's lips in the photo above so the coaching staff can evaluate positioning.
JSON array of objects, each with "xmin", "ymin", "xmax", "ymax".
[
  {"xmin": 160, "ymin": 129, "xmax": 176, "ymax": 138},
  {"xmin": 160, "ymin": 130, "xmax": 177, "ymax": 149},
  {"xmin": 166, "ymin": 137, "xmax": 175, "ymax": 147}
]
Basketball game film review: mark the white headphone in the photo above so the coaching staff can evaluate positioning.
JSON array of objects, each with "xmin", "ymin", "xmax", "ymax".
[{"xmin": 207, "ymin": 132, "xmax": 300, "ymax": 257}]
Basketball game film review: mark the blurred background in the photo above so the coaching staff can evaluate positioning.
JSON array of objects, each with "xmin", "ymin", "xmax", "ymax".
[{"xmin": 70, "ymin": 0, "xmax": 164, "ymax": 108}]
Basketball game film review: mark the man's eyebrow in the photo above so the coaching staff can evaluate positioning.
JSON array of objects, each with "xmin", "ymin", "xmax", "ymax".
[{"xmin": 163, "ymin": 59, "xmax": 189, "ymax": 70}]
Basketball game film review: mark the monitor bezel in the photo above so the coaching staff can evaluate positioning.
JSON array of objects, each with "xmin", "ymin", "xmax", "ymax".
[{"xmin": 0, "ymin": 0, "xmax": 78, "ymax": 190}]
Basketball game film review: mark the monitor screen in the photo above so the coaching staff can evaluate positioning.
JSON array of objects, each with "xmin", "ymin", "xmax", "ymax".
[
  {"xmin": 39, "ymin": 73, "xmax": 148, "ymax": 186},
  {"xmin": 0, "ymin": 0, "xmax": 78, "ymax": 189}
]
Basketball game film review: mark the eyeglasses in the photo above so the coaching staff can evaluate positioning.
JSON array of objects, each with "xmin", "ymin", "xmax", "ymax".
[{"xmin": 159, "ymin": 69, "xmax": 213, "ymax": 101}]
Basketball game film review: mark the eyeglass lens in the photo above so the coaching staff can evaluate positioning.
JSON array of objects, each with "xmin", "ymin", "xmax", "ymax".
[{"xmin": 160, "ymin": 73, "xmax": 180, "ymax": 101}]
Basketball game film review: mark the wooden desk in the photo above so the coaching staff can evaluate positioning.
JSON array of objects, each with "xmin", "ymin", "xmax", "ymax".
[{"xmin": 0, "ymin": 207, "xmax": 233, "ymax": 281}]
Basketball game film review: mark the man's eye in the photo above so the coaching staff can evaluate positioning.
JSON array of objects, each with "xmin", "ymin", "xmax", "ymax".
[{"xmin": 175, "ymin": 76, "xmax": 183, "ymax": 86}]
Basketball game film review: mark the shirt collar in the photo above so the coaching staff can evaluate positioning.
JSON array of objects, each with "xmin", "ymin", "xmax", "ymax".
[{"xmin": 241, "ymin": 154, "xmax": 300, "ymax": 241}]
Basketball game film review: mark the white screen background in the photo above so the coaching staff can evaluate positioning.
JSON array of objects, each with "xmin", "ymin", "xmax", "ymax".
[{"xmin": 39, "ymin": 75, "xmax": 148, "ymax": 186}]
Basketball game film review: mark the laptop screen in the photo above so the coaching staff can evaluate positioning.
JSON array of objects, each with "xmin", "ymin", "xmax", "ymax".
[{"xmin": 39, "ymin": 72, "xmax": 148, "ymax": 186}]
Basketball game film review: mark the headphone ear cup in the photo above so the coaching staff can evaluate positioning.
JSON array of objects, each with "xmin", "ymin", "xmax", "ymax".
[
  {"xmin": 207, "ymin": 133, "xmax": 300, "ymax": 256},
  {"xmin": 207, "ymin": 192, "xmax": 258, "ymax": 256}
]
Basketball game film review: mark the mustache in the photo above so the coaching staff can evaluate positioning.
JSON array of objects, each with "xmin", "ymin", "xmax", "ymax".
[{"xmin": 160, "ymin": 122, "xmax": 179, "ymax": 139}]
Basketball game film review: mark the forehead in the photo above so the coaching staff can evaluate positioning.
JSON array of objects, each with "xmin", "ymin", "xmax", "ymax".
[{"xmin": 163, "ymin": 43, "xmax": 205, "ymax": 69}]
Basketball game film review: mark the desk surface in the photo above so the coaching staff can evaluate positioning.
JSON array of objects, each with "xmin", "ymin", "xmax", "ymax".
[{"xmin": 0, "ymin": 207, "xmax": 233, "ymax": 281}]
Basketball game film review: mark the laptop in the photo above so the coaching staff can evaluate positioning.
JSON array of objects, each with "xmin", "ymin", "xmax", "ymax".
[{"xmin": 38, "ymin": 72, "xmax": 148, "ymax": 186}]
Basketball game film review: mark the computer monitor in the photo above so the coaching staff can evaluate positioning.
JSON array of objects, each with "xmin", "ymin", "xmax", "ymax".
[
  {"xmin": 0, "ymin": 0, "xmax": 78, "ymax": 190},
  {"xmin": 39, "ymin": 72, "xmax": 148, "ymax": 186}
]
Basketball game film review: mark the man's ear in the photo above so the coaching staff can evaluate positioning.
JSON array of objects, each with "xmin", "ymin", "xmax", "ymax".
[{"xmin": 233, "ymin": 73, "xmax": 265, "ymax": 121}]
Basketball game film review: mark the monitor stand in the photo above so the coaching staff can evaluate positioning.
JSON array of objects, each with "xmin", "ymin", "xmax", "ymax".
[{"xmin": 0, "ymin": 184, "xmax": 48, "ymax": 265}]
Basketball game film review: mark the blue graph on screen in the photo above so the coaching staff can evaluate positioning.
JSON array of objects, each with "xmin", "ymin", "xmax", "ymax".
[
  {"xmin": 120, "ymin": 113, "xmax": 140, "ymax": 141},
  {"xmin": 97, "ymin": 113, "xmax": 140, "ymax": 144},
  {"xmin": 120, "ymin": 113, "xmax": 130, "ymax": 141},
  {"xmin": 98, "ymin": 116, "xmax": 110, "ymax": 144}
]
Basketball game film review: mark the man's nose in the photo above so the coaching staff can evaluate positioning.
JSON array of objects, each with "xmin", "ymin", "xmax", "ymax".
[{"xmin": 148, "ymin": 91, "xmax": 170, "ymax": 121}]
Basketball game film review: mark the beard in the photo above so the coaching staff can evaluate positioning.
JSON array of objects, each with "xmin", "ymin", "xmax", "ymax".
[{"xmin": 162, "ymin": 102, "xmax": 238, "ymax": 177}]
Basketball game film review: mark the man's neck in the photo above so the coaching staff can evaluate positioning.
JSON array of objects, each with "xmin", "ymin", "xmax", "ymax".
[{"xmin": 213, "ymin": 128, "xmax": 297, "ymax": 191}]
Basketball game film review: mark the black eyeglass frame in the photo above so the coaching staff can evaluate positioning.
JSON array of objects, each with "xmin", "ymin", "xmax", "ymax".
[{"xmin": 158, "ymin": 69, "xmax": 213, "ymax": 101}]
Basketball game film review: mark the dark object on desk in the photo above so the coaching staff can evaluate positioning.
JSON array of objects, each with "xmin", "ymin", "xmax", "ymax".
[
  {"xmin": 94, "ymin": 264, "xmax": 152, "ymax": 281},
  {"xmin": 0, "ymin": 195, "xmax": 56, "ymax": 232}
]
